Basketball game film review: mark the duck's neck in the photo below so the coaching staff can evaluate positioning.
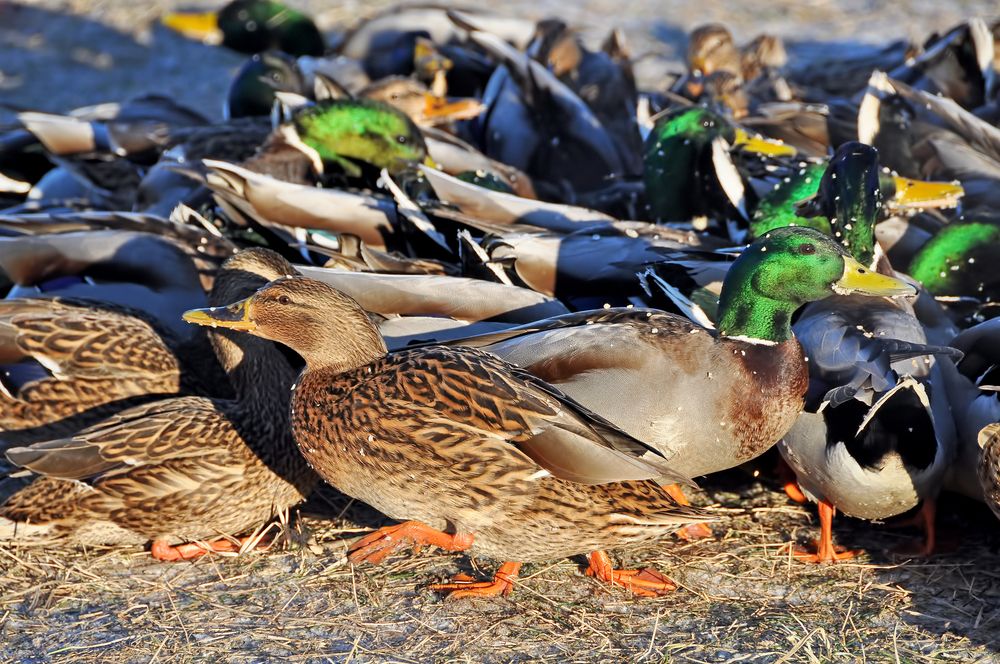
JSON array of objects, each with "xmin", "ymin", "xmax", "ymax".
[
  {"xmin": 300, "ymin": 316, "xmax": 389, "ymax": 375},
  {"xmin": 716, "ymin": 287, "xmax": 796, "ymax": 344}
]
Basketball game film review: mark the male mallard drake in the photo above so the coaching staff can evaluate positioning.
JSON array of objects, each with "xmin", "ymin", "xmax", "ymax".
[
  {"xmin": 642, "ymin": 106, "xmax": 795, "ymax": 226},
  {"xmin": 777, "ymin": 143, "xmax": 960, "ymax": 562},
  {"xmin": 162, "ymin": 0, "xmax": 325, "ymax": 57},
  {"xmin": 1, "ymin": 249, "xmax": 317, "ymax": 560},
  {"xmin": 427, "ymin": 226, "xmax": 914, "ymax": 488},
  {"xmin": 185, "ymin": 274, "xmax": 711, "ymax": 598}
]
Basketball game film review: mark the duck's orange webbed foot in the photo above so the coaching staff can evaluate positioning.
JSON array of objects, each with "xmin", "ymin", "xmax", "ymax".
[
  {"xmin": 429, "ymin": 561, "xmax": 522, "ymax": 599},
  {"xmin": 662, "ymin": 484, "xmax": 714, "ymax": 541},
  {"xmin": 585, "ymin": 550, "xmax": 677, "ymax": 597},
  {"xmin": 151, "ymin": 535, "xmax": 267, "ymax": 561},
  {"xmin": 789, "ymin": 499, "xmax": 862, "ymax": 564},
  {"xmin": 347, "ymin": 521, "xmax": 473, "ymax": 565},
  {"xmin": 791, "ymin": 541, "xmax": 862, "ymax": 564}
]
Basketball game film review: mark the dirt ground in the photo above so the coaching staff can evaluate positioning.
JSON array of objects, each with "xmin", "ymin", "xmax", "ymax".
[
  {"xmin": 2, "ymin": 0, "xmax": 1000, "ymax": 661},
  {"xmin": 2, "ymin": 471, "xmax": 999, "ymax": 662}
]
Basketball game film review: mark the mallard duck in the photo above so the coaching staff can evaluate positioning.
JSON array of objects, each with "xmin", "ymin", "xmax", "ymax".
[
  {"xmin": 184, "ymin": 276, "xmax": 706, "ymax": 597},
  {"xmin": 976, "ymin": 424, "xmax": 1000, "ymax": 521},
  {"xmin": 0, "ymin": 297, "xmax": 224, "ymax": 441},
  {"xmin": 642, "ymin": 106, "xmax": 795, "ymax": 226},
  {"xmin": 255, "ymin": 98, "xmax": 427, "ymax": 180},
  {"xmin": 1, "ymin": 248, "xmax": 317, "ymax": 560},
  {"xmin": 748, "ymin": 160, "xmax": 964, "ymax": 240},
  {"xmin": 184, "ymin": 227, "xmax": 912, "ymax": 597},
  {"xmin": 162, "ymin": 0, "xmax": 325, "ymax": 57},
  {"xmin": 939, "ymin": 318, "xmax": 1000, "ymax": 513},
  {"xmin": 776, "ymin": 143, "xmax": 960, "ymax": 562},
  {"xmin": 444, "ymin": 240, "xmax": 911, "ymax": 477}
]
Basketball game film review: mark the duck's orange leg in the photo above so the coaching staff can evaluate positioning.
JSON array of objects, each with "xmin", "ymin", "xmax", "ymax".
[
  {"xmin": 348, "ymin": 521, "xmax": 474, "ymax": 565},
  {"xmin": 890, "ymin": 499, "xmax": 937, "ymax": 556},
  {"xmin": 151, "ymin": 535, "xmax": 268, "ymax": 561},
  {"xmin": 792, "ymin": 500, "xmax": 861, "ymax": 563},
  {"xmin": 662, "ymin": 484, "xmax": 713, "ymax": 541},
  {"xmin": 776, "ymin": 457, "xmax": 808, "ymax": 504},
  {"xmin": 585, "ymin": 550, "xmax": 677, "ymax": 597},
  {"xmin": 429, "ymin": 561, "xmax": 522, "ymax": 599}
]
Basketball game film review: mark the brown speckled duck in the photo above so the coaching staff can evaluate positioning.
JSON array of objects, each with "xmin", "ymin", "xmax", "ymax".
[
  {"xmin": 0, "ymin": 249, "xmax": 317, "ymax": 560},
  {"xmin": 184, "ymin": 275, "xmax": 712, "ymax": 598}
]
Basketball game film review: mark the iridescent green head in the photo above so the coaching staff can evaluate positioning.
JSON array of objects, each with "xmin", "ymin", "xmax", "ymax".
[
  {"xmin": 226, "ymin": 51, "xmax": 306, "ymax": 118},
  {"xmin": 163, "ymin": 0, "xmax": 324, "ymax": 57},
  {"xmin": 643, "ymin": 107, "xmax": 732, "ymax": 222},
  {"xmin": 292, "ymin": 100, "xmax": 427, "ymax": 176},
  {"xmin": 218, "ymin": 0, "xmax": 324, "ymax": 56},
  {"xmin": 908, "ymin": 219, "xmax": 1000, "ymax": 300},
  {"xmin": 717, "ymin": 227, "xmax": 915, "ymax": 342},
  {"xmin": 819, "ymin": 141, "xmax": 881, "ymax": 268},
  {"xmin": 749, "ymin": 161, "xmax": 830, "ymax": 239}
]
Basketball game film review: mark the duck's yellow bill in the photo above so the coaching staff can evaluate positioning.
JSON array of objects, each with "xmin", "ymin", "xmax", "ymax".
[
  {"xmin": 889, "ymin": 175, "xmax": 964, "ymax": 210},
  {"xmin": 182, "ymin": 298, "xmax": 257, "ymax": 331},
  {"xmin": 422, "ymin": 94, "xmax": 484, "ymax": 122},
  {"xmin": 834, "ymin": 256, "xmax": 916, "ymax": 297},
  {"xmin": 161, "ymin": 11, "xmax": 223, "ymax": 45},
  {"xmin": 733, "ymin": 128, "xmax": 797, "ymax": 157}
]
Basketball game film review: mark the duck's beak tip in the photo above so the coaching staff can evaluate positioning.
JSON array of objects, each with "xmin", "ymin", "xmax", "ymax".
[
  {"xmin": 182, "ymin": 300, "xmax": 257, "ymax": 331},
  {"xmin": 834, "ymin": 257, "xmax": 917, "ymax": 297}
]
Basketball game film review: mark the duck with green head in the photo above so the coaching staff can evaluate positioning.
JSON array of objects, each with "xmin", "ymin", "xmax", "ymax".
[
  {"xmin": 184, "ymin": 227, "xmax": 912, "ymax": 598},
  {"xmin": 748, "ymin": 161, "xmax": 964, "ymax": 241},
  {"xmin": 778, "ymin": 142, "xmax": 961, "ymax": 563},
  {"xmin": 162, "ymin": 0, "xmax": 324, "ymax": 57},
  {"xmin": 269, "ymin": 99, "xmax": 428, "ymax": 178},
  {"xmin": 643, "ymin": 106, "xmax": 795, "ymax": 225}
]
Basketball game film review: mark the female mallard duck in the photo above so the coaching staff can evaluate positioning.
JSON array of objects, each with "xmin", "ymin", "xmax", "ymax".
[
  {"xmin": 976, "ymin": 424, "xmax": 1000, "ymax": 521},
  {"xmin": 1, "ymin": 249, "xmax": 317, "ymax": 560},
  {"xmin": 184, "ymin": 227, "xmax": 913, "ymax": 597}
]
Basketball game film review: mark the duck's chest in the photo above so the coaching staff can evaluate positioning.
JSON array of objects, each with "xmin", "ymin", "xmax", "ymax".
[
  {"xmin": 718, "ymin": 338, "xmax": 809, "ymax": 459},
  {"xmin": 286, "ymin": 371, "xmax": 448, "ymax": 525}
]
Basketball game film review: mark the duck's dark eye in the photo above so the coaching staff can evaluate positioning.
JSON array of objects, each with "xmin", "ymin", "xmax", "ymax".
[
  {"xmin": 277, "ymin": 295, "xmax": 291, "ymax": 305},
  {"xmin": 797, "ymin": 243, "xmax": 816, "ymax": 255},
  {"xmin": 397, "ymin": 135, "xmax": 408, "ymax": 144}
]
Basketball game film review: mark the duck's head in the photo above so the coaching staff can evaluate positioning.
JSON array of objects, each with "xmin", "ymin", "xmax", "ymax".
[
  {"xmin": 643, "ymin": 107, "xmax": 794, "ymax": 222},
  {"xmin": 717, "ymin": 227, "xmax": 916, "ymax": 343},
  {"xmin": 184, "ymin": 276, "xmax": 386, "ymax": 370},
  {"xmin": 162, "ymin": 0, "xmax": 324, "ymax": 57},
  {"xmin": 226, "ymin": 51, "xmax": 306, "ymax": 119},
  {"xmin": 289, "ymin": 100, "xmax": 428, "ymax": 175},
  {"xmin": 818, "ymin": 141, "xmax": 882, "ymax": 269},
  {"xmin": 687, "ymin": 24, "xmax": 739, "ymax": 77}
]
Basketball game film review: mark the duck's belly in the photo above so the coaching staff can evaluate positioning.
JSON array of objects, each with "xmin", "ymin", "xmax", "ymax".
[{"xmin": 779, "ymin": 414, "xmax": 924, "ymax": 520}]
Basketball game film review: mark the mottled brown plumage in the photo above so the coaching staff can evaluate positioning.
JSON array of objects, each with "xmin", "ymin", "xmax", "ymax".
[
  {"xmin": 0, "ymin": 298, "xmax": 222, "ymax": 438},
  {"xmin": 978, "ymin": 424, "xmax": 1000, "ymax": 521},
  {"xmin": 1, "ymin": 249, "xmax": 317, "ymax": 555},
  {"xmin": 186, "ymin": 276, "xmax": 711, "ymax": 596}
]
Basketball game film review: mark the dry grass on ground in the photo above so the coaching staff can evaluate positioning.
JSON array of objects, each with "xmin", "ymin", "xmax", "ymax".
[{"xmin": 2, "ymin": 467, "xmax": 998, "ymax": 662}]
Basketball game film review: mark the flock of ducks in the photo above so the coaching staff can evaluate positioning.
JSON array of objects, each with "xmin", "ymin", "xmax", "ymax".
[{"xmin": 0, "ymin": 1, "xmax": 999, "ymax": 599}]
